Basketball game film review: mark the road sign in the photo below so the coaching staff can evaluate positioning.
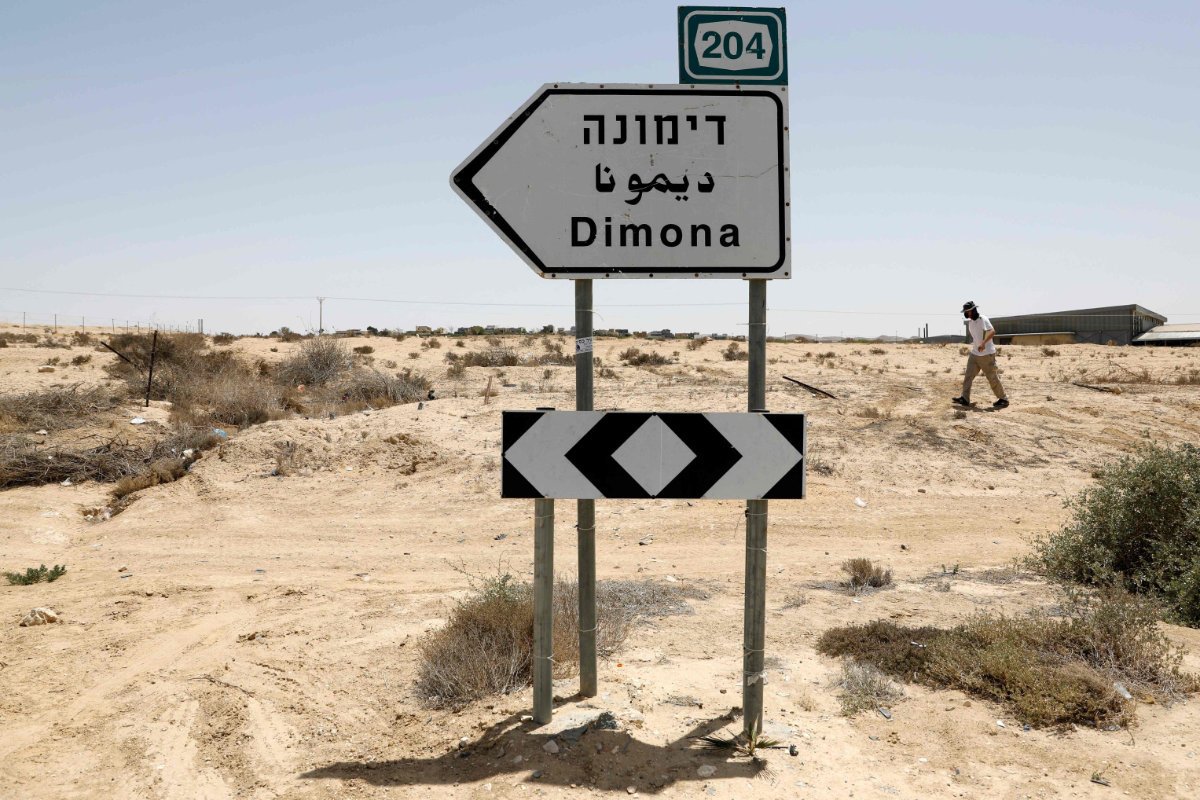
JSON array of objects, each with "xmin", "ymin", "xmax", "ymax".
[
  {"xmin": 451, "ymin": 84, "xmax": 790, "ymax": 279},
  {"xmin": 502, "ymin": 411, "xmax": 805, "ymax": 499},
  {"xmin": 678, "ymin": 7, "xmax": 788, "ymax": 85}
]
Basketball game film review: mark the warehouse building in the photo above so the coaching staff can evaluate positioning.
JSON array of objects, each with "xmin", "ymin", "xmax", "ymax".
[
  {"xmin": 1133, "ymin": 323, "xmax": 1200, "ymax": 347},
  {"xmin": 985, "ymin": 304, "xmax": 1167, "ymax": 346}
]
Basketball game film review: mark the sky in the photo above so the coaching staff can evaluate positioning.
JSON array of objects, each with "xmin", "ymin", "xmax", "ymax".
[{"xmin": 1, "ymin": 0, "xmax": 1197, "ymax": 337}]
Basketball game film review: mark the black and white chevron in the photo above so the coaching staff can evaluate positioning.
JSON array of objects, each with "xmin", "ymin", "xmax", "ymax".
[{"xmin": 502, "ymin": 411, "xmax": 805, "ymax": 500}]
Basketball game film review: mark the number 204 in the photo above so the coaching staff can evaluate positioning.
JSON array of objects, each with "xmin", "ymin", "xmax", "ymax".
[{"xmin": 700, "ymin": 29, "xmax": 766, "ymax": 60}]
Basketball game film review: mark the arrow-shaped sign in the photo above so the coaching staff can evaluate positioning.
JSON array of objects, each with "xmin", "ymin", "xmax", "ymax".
[
  {"xmin": 502, "ymin": 411, "xmax": 805, "ymax": 500},
  {"xmin": 451, "ymin": 84, "xmax": 790, "ymax": 279}
]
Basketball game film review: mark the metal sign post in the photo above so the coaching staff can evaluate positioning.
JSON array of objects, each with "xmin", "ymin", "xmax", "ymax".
[
  {"xmin": 575, "ymin": 281, "xmax": 598, "ymax": 698},
  {"xmin": 744, "ymin": 278, "xmax": 768, "ymax": 737}
]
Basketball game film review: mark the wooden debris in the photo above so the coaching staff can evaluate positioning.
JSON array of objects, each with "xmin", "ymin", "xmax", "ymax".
[
  {"xmin": 1072, "ymin": 382, "xmax": 1122, "ymax": 395},
  {"xmin": 782, "ymin": 375, "xmax": 838, "ymax": 399}
]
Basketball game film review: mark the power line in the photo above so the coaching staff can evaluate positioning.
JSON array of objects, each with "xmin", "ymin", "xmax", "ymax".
[{"xmin": 3, "ymin": 287, "xmax": 1197, "ymax": 317}]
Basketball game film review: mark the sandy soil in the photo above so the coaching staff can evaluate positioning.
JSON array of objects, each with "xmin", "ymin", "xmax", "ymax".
[{"xmin": 2, "ymin": 327, "xmax": 1200, "ymax": 799}]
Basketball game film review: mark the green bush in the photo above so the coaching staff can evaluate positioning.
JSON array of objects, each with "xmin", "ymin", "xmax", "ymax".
[
  {"xmin": 5, "ymin": 564, "xmax": 67, "ymax": 585},
  {"xmin": 1031, "ymin": 443, "xmax": 1200, "ymax": 625}
]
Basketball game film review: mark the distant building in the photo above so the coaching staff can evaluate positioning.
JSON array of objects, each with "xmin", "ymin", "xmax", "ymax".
[
  {"xmin": 1133, "ymin": 323, "xmax": 1200, "ymax": 347},
  {"xmin": 987, "ymin": 304, "xmax": 1166, "ymax": 346},
  {"xmin": 648, "ymin": 329, "xmax": 674, "ymax": 339}
]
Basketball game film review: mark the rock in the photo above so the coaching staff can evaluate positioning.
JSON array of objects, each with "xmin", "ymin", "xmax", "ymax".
[
  {"xmin": 35, "ymin": 429, "xmax": 48, "ymax": 436},
  {"xmin": 560, "ymin": 724, "xmax": 588, "ymax": 742},
  {"xmin": 854, "ymin": 497, "xmax": 867, "ymax": 508},
  {"xmin": 592, "ymin": 711, "xmax": 620, "ymax": 731},
  {"xmin": 789, "ymin": 744, "xmax": 799, "ymax": 756},
  {"xmin": 512, "ymin": 755, "xmax": 523, "ymax": 764},
  {"xmin": 118, "ymin": 566, "xmax": 128, "ymax": 572},
  {"xmin": 638, "ymin": 536, "xmax": 653, "ymax": 546},
  {"xmin": 129, "ymin": 416, "xmax": 146, "ymax": 425},
  {"xmin": 626, "ymin": 787, "xmax": 636, "ymax": 795},
  {"xmin": 19, "ymin": 607, "xmax": 59, "ymax": 627},
  {"xmin": 531, "ymin": 770, "xmax": 543, "ymax": 779},
  {"xmin": 697, "ymin": 765, "xmax": 717, "ymax": 778},
  {"xmin": 542, "ymin": 739, "xmax": 560, "ymax": 754},
  {"xmin": 38, "ymin": 366, "xmax": 55, "ymax": 373}
]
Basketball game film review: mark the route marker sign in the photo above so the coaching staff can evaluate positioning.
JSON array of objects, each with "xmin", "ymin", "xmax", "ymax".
[
  {"xmin": 502, "ymin": 411, "xmax": 805, "ymax": 499},
  {"xmin": 678, "ymin": 6, "xmax": 788, "ymax": 85},
  {"xmin": 451, "ymin": 84, "xmax": 790, "ymax": 279}
]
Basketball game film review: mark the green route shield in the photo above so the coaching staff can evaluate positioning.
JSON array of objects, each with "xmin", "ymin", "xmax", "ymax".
[{"xmin": 678, "ymin": 6, "xmax": 787, "ymax": 85}]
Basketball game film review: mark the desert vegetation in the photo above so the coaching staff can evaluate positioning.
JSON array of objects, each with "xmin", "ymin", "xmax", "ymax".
[
  {"xmin": 1031, "ymin": 442, "xmax": 1200, "ymax": 625},
  {"xmin": 819, "ymin": 586, "xmax": 1194, "ymax": 728},
  {"xmin": 416, "ymin": 570, "xmax": 708, "ymax": 707}
]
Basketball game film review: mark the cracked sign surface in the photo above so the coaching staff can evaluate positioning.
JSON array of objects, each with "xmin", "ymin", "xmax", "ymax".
[
  {"xmin": 450, "ymin": 84, "xmax": 790, "ymax": 279},
  {"xmin": 502, "ymin": 410, "xmax": 805, "ymax": 499}
]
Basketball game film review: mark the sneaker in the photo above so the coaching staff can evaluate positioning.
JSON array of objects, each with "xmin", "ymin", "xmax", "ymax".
[
  {"xmin": 993, "ymin": 398, "xmax": 1010, "ymax": 409},
  {"xmin": 951, "ymin": 396, "xmax": 971, "ymax": 407}
]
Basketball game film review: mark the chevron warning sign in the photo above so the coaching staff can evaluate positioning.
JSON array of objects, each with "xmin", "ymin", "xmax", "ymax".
[{"xmin": 502, "ymin": 411, "xmax": 805, "ymax": 500}]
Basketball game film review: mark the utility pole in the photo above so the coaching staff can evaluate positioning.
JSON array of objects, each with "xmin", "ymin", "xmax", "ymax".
[{"xmin": 317, "ymin": 297, "xmax": 325, "ymax": 336}]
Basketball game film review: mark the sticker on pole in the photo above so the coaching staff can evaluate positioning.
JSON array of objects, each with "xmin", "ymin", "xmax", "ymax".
[
  {"xmin": 678, "ymin": 7, "xmax": 788, "ymax": 85},
  {"xmin": 502, "ymin": 411, "xmax": 805, "ymax": 499},
  {"xmin": 450, "ymin": 84, "xmax": 790, "ymax": 279}
]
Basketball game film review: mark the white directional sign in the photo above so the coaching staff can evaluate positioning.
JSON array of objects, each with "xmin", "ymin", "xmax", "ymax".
[
  {"xmin": 451, "ymin": 84, "xmax": 790, "ymax": 279},
  {"xmin": 502, "ymin": 411, "xmax": 805, "ymax": 499}
]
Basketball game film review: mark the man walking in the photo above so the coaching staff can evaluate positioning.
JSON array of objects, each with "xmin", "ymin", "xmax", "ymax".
[{"xmin": 953, "ymin": 301, "xmax": 1009, "ymax": 409}]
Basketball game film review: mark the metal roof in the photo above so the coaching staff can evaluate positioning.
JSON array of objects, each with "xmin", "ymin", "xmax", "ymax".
[
  {"xmin": 1133, "ymin": 324, "xmax": 1200, "ymax": 343},
  {"xmin": 990, "ymin": 304, "xmax": 1167, "ymax": 323}
]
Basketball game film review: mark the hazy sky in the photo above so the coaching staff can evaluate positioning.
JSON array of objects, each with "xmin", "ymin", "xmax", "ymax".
[{"xmin": 2, "ymin": 1, "xmax": 1197, "ymax": 337}]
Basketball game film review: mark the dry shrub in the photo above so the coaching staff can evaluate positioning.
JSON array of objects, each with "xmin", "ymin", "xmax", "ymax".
[
  {"xmin": 619, "ymin": 347, "xmax": 669, "ymax": 367},
  {"xmin": 687, "ymin": 337, "xmax": 709, "ymax": 350},
  {"xmin": 70, "ymin": 354, "xmax": 91, "ymax": 366},
  {"xmin": 0, "ymin": 426, "xmax": 217, "ymax": 490},
  {"xmin": 0, "ymin": 385, "xmax": 124, "ymax": 432},
  {"xmin": 835, "ymin": 660, "xmax": 903, "ymax": 715},
  {"xmin": 272, "ymin": 441, "xmax": 304, "ymax": 476},
  {"xmin": 446, "ymin": 361, "xmax": 466, "ymax": 380},
  {"xmin": 842, "ymin": 558, "xmax": 892, "ymax": 592},
  {"xmin": 0, "ymin": 332, "xmax": 38, "ymax": 345},
  {"xmin": 327, "ymin": 369, "xmax": 430, "ymax": 411},
  {"xmin": 869, "ymin": 347, "xmax": 886, "ymax": 355},
  {"xmin": 352, "ymin": 345, "xmax": 375, "ymax": 355},
  {"xmin": 461, "ymin": 348, "xmax": 520, "ymax": 368},
  {"xmin": 723, "ymin": 342, "xmax": 748, "ymax": 361},
  {"xmin": 276, "ymin": 337, "xmax": 351, "ymax": 386},
  {"xmin": 212, "ymin": 333, "xmax": 236, "ymax": 345},
  {"xmin": 1042, "ymin": 347, "xmax": 1060, "ymax": 357},
  {"xmin": 423, "ymin": 337, "xmax": 442, "ymax": 349},
  {"xmin": 112, "ymin": 457, "xmax": 188, "ymax": 499},
  {"xmin": 416, "ymin": 573, "xmax": 705, "ymax": 707},
  {"xmin": 817, "ymin": 587, "xmax": 1195, "ymax": 729}
]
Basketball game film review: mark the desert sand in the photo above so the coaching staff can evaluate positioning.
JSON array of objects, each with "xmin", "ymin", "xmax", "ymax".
[{"xmin": 2, "ymin": 329, "xmax": 1199, "ymax": 799}]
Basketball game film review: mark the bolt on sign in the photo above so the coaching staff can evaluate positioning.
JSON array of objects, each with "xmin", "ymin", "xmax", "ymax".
[
  {"xmin": 451, "ymin": 84, "xmax": 790, "ymax": 279},
  {"xmin": 678, "ymin": 6, "xmax": 788, "ymax": 85}
]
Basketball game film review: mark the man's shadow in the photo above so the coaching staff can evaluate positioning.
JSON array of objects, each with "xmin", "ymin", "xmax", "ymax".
[{"xmin": 300, "ymin": 706, "xmax": 769, "ymax": 793}]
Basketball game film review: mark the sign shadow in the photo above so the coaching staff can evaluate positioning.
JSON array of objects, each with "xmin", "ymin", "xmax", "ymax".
[{"xmin": 300, "ymin": 707, "xmax": 768, "ymax": 793}]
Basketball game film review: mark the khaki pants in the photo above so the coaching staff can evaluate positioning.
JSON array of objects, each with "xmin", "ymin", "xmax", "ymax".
[{"xmin": 962, "ymin": 353, "xmax": 1006, "ymax": 401}]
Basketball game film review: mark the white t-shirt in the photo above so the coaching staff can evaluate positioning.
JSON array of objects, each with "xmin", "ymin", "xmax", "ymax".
[{"xmin": 967, "ymin": 314, "xmax": 996, "ymax": 356}]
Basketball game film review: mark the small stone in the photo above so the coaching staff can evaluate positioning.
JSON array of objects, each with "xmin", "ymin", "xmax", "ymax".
[
  {"xmin": 788, "ymin": 744, "xmax": 799, "ymax": 756},
  {"xmin": 542, "ymin": 739, "xmax": 560, "ymax": 754},
  {"xmin": 117, "ymin": 566, "xmax": 128, "ymax": 572},
  {"xmin": 638, "ymin": 536, "xmax": 653, "ymax": 546},
  {"xmin": 626, "ymin": 786, "xmax": 636, "ymax": 795},
  {"xmin": 531, "ymin": 770, "xmax": 543, "ymax": 779},
  {"xmin": 512, "ymin": 755, "xmax": 523, "ymax": 764},
  {"xmin": 35, "ymin": 429, "xmax": 48, "ymax": 436},
  {"xmin": 697, "ymin": 765, "xmax": 717, "ymax": 778}
]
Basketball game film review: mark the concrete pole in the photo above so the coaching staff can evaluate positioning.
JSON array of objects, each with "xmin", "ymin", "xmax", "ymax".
[
  {"xmin": 533, "ymin": 497, "xmax": 555, "ymax": 724},
  {"xmin": 744, "ymin": 279, "xmax": 768, "ymax": 738},
  {"xmin": 575, "ymin": 280, "xmax": 597, "ymax": 697}
]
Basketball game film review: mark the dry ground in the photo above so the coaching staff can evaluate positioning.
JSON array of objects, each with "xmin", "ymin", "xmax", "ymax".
[{"xmin": 2, "ymin": 327, "xmax": 1200, "ymax": 799}]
